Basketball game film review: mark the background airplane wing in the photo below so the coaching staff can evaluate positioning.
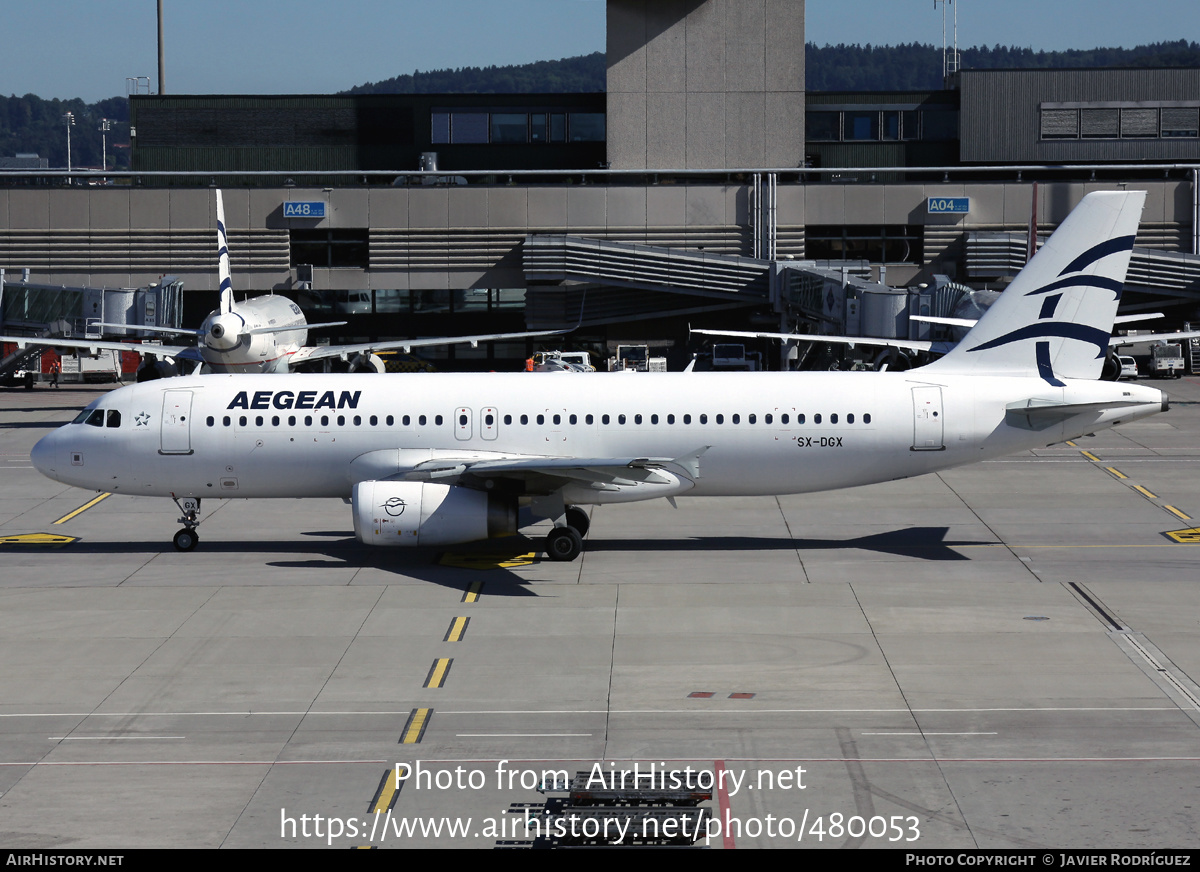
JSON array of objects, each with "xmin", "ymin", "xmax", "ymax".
[
  {"xmin": 1109, "ymin": 329, "xmax": 1200, "ymax": 346},
  {"xmin": 0, "ymin": 335, "xmax": 193, "ymax": 357},
  {"xmin": 691, "ymin": 327, "xmax": 943, "ymax": 353},
  {"xmin": 94, "ymin": 323, "xmax": 205, "ymax": 338},
  {"xmin": 288, "ymin": 328, "xmax": 570, "ymax": 367}
]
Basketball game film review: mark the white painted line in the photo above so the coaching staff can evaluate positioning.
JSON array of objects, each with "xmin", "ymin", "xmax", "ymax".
[
  {"xmin": 861, "ymin": 732, "xmax": 998, "ymax": 736},
  {"xmin": 0, "ymin": 705, "xmax": 1181, "ymax": 718},
  {"xmin": 455, "ymin": 733, "xmax": 592, "ymax": 738},
  {"xmin": 49, "ymin": 736, "xmax": 186, "ymax": 741}
]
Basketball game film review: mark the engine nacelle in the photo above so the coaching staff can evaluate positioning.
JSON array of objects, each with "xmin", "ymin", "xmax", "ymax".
[{"xmin": 352, "ymin": 481, "xmax": 516, "ymax": 547}]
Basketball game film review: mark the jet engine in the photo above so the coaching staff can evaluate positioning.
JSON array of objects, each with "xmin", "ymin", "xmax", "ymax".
[{"xmin": 352, "ymin": 481, "xmax": 517, "ymax": 547}]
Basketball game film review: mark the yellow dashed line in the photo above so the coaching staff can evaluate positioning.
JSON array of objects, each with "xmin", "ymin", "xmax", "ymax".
[
  {"xmin": 52, "ymin": 493, "xmax": 110, "ymax": 525},
  {"xmin": 1080, "ymin": 450, "xmax": 1100, "ymax": 462},
  {"xmin": 1133, "ymin": 485, "xmax": 1158, "ymax": 499},
  {"xmin": 1066, "ymin": 440, "xmax": 1078, "ymax": 447},
  {"xmin": 370, "ymin": 768, "xmax": 401, "ymax": 813},
  {"xmin": 400, "ymin": 708, "xmax": 432, "ymax": 744},
  {"xmin": 1106, "ymin": 467, "xmax": 1127, "ymax": 479},
  {"xmin": 1164, "ymin": 505, "xmax": 1192, "ymax": 521},
  {"xmin": 424, "ymin": 659, "xmax": 452, "ymax": 689},
  {"xmin": 462, "ymin": 581, "xmax": 483, "ymax": 603},
  {"xmin": 444, "ymin": 617, "xmax": 470, "ymax": 642}
]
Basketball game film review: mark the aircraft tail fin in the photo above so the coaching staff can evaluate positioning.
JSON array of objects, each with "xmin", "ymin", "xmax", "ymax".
[
  {"xmin": 216, "ymin": 190, "xmax": 233, "ymax": 315},
  {"xmin": 925, "ymin": 190, "xmax": 1144, "ymax": 383}
]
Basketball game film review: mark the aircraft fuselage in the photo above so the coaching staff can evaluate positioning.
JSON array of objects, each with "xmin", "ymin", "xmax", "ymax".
[{"xmin": 32, "ymin": 371, "xmax": 1166, "ymax": 503}]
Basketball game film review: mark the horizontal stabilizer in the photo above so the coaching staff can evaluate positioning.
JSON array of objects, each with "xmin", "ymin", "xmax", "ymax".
[{"xmin": 1005, "ymin": 396, "xmax": 1152, "ymax": 431}]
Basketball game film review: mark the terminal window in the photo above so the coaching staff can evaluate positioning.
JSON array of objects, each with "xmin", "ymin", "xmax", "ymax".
[
  {"xmin": 806, "ymin": 108, "xmax": 946, "ymax": 143},
  {"xmin": 1040, "ymin": 103, "xmax": 1200, "ymax": 140},
  {"xmin": 289, "ymin": 229, "xmax": 369, "ymax": 269},
  {"xmin": 805, "ymin": 225, "xmax": 924, "ymax": 265},
  {"xmin": 432, "ymin": 110, "xmax": 604, "ymax": 144}
]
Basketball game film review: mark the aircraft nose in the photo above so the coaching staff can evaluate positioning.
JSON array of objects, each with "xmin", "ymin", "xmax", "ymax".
[{"xmin": 31, "ymin": 431, "xmax": 59, "ymax": 479}]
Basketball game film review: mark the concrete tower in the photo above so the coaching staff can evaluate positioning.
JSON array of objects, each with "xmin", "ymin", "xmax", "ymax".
[{"xmin": 606, "ymin": 0, "xmax": 805, "ymax": 170}]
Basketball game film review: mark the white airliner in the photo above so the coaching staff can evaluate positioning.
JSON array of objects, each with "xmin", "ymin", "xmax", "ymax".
[
  {"xmin": 31, "ymin": 191, "xmax": 1168, "ymax": 561},
  {"xmin": 2, "ymin": 190, "xmax": 563, "ymax": 376}
]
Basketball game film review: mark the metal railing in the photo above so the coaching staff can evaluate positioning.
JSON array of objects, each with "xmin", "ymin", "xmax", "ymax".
[{"xmin": 1, "ymin": 163, "xmax": 1199, "ymax": 184}]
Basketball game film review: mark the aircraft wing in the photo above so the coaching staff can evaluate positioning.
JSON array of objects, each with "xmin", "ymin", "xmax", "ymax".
[
  {"xmin": 912, "ymin": 313, "xmax": 1161, "ymax": 330},
  {"xmin": 287, "ymin": 328, "xmax": 570, "ymax": 367},
  {"xmin": 403, "ymin": 451, "xmax": 705, "ymax": 493},
  {"xmin": 1110, "ymin": 329, "xmax": 1200, "ymax": 347},
  {"xmin": 350, "ymin": 447, "xmax": 708, "ymax": 499},
  {"xmin": 0, "ymin": 334, "xmax": 193, "ymax": 358},
  {"xmin": 697, "ymin": 324, "xmax": 1200, "ymax": 355},
  {"xmin": 691, "ymin": 328, "xmax": 945, "ymax": 354},
  {"xmin": 94, "ymin": 323, "xmax": 205, "ymax": 339}
]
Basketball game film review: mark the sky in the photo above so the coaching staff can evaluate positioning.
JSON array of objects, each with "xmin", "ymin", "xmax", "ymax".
[{"xmin": 4, "ymin": 1, "xmax": 1200, "ymax": 104}]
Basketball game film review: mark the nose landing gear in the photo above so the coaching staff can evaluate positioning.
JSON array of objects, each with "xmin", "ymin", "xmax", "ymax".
[{"xmin": 172, "ymin": 496, "xmax": 202, "ymax": 552}]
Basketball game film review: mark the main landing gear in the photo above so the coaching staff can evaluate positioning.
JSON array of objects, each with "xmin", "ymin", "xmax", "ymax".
[
  {"xmin": 171, "ymin": 497, "xmax": 201, "ymax": 552},
  {"xmin": 544, "ymin": 506, "xmax": 591, "ymax": 562}
]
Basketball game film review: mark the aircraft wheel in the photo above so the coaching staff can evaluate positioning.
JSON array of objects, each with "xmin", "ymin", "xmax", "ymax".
[
  {"xmin": 173, "ymin": 528, "xmax": 199, "ymax": 552},
  {"xmin": 545, "ymin": 526, "xmax": 583, "ymax": 562},
  {"xmin": 564, "ymin": 506, "xmax": 590, "ymax": 537}
]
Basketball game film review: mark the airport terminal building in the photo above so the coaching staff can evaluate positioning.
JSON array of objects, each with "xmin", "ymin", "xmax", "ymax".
[{"xmin": 3, "ymin": 0, "xmax": 1200, "ymax": 370}]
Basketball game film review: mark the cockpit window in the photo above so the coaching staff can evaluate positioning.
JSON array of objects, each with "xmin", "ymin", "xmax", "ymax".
[
  {"xmin": 72, "ymin": 409, "xmax": 92, "ymax": 424},
  {"xmin": 106, "ymin": 410, "xmax": 121, "ymax": 428},
  {"xmin": 85, "ymin": 409, "xmax": 105, "ymax": 427}
]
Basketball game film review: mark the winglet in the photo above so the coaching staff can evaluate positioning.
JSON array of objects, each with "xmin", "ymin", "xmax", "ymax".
[{"xmin": 216, "ymin": 190, "xmax": 233, "ymax": 315}]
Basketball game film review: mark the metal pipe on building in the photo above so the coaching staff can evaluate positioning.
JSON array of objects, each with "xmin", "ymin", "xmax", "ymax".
[
  {"xmin": 157, "ymin": 0, "xmax": 166, "ymax": 95},
  {"xmin": 751, "ymin": 173, "xmax": 761, "ymax": 259}
]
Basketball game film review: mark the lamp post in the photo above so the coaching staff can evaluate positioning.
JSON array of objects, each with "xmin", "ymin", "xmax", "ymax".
[
  {"xmin": 62, "ymin": 112, "xmax": 75, "ymax": 178},
  {"xmin": 99, "ymin": 118, "xmax": 112, "ymax": 174}
]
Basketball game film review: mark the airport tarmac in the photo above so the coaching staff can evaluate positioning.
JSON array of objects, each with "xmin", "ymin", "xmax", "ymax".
[{"xmin": 1, "ymin": 377, "xmax": 1199, "ymax": 849}]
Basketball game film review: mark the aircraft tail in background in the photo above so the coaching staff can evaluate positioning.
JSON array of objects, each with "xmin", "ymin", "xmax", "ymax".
[{"xmin": 215, "ymin": 189, "xmax": 233, "ymax": 315}]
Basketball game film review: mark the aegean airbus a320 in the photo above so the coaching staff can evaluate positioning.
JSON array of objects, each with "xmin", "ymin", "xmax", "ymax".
[{"xmin": 31, "ymin": 191, "xmax": 1167, "ymax": 561}]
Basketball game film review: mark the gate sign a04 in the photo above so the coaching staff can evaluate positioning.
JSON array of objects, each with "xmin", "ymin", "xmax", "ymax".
[{"xmin": 927, "ymin": 197, "xmax": 969, "ymax": 214}]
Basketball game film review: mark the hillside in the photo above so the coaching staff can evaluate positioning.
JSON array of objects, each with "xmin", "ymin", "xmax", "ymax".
[{"xmin": 5, "ymin": 41, "xmax": 1198, "ymax": 168}]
